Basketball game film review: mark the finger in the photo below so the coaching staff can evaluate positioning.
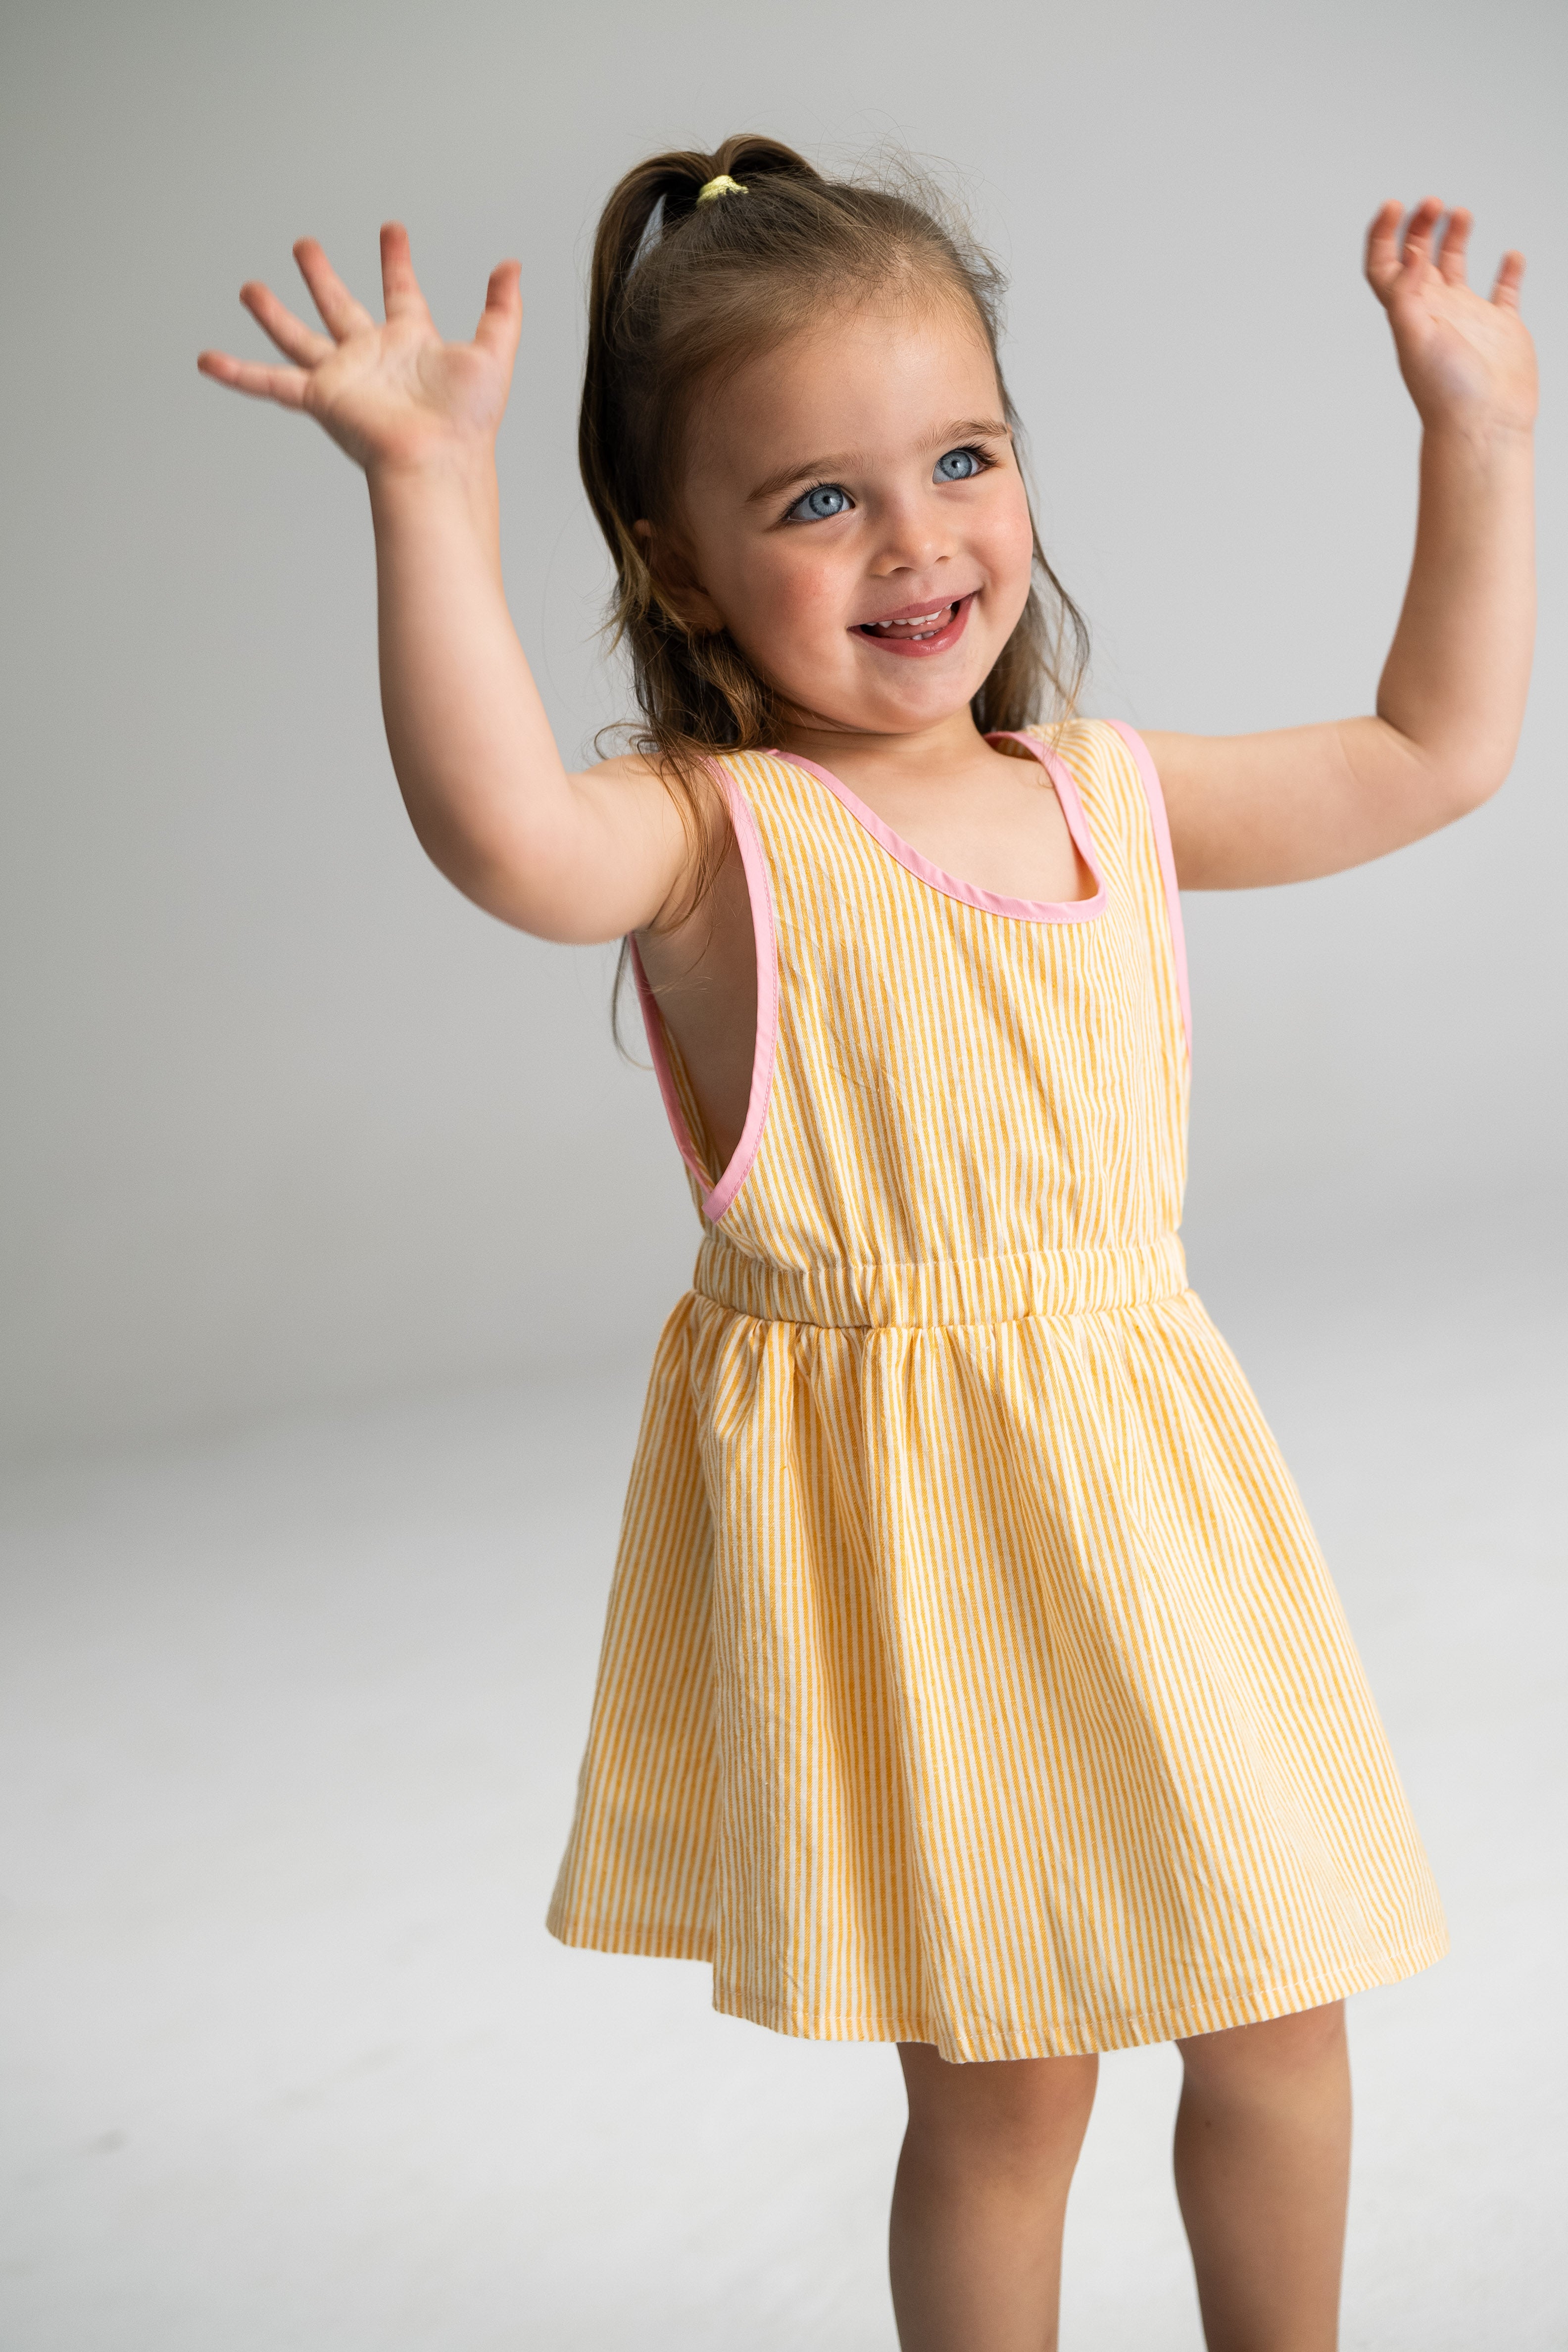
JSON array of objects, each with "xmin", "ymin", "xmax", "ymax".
[
  {"xmin": 292, "ymin": 238, "xmax": 376, "ymax": 341},
  {"xmin": 1435, "ymin": 206, "xmax": 1472, "ymax": 287},
  {"xmin": 1364, "ymin": 198, "xmax": 1404, "ymax": 295},
  {"xmin": 1491, "ymin": 248, "xmax": 1526, "ymax": 310},
  {"xmin": 196, "ymin": 349, "xmax": 310, "ymax": 409},
  {"xmin": 473, "ymin": 258, "xmax": 523, "ymax": 359},
  {"xmin": 1400, "ymin": 196, "xmax": 1443, "ymax": 272},
  {"xmin": 239, "ymin": 278, "xmax": 333, "ymax": 365},
  {"xmin": 379, "ymin": 221, "xmax": 432, "ymax": 324}
]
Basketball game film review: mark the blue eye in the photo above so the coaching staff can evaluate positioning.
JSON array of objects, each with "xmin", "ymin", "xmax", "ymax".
[
  {"xmin": 934, "ymin": 446, "xmax": 984, "ymax": 482},
  {"xmin": 787, "ymin": 483, "xmax": 851, "ymax": 523}
]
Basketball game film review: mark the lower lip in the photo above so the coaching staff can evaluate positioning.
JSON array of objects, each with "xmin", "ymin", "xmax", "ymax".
[{"xmin": 855, "ymin": 594, "xmax": 975, "ymax": 659}]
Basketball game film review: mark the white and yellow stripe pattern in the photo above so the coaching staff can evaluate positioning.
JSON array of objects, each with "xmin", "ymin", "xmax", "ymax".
[{"xmin": 547, "ymin": 719, "xmax": 1446, "ymax": 2060}]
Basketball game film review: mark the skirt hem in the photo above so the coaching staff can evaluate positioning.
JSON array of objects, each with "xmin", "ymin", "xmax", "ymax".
[{"xmin": 545, "ymin": 1912, "xmax": 1449, "ymax": 2060}]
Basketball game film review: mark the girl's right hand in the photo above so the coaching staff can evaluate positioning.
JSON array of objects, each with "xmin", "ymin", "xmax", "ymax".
[{"xmin": 197, "ymin": 224, "xmax": 522, "ymax": 477}]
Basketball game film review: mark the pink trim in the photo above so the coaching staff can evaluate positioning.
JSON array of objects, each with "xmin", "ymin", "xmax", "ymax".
[
  {"xmin": 768, "ymin": 740, "xmax": 1107, "ymax": 924},
  {"xmin": 1106, "ymin": 720, "xmax": 1191, "ymax": 1059},
  {"xmin": 705, "ymin": 778, "xmax": 779, "ymax": 1219},
  {"xmin": 630, "ymin": 766, "xmax": 780, "ymax": 1226}
]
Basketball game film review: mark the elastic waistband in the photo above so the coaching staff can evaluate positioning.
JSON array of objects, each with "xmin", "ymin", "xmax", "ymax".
[{"xmin": 692, "ymin": 1232, "xmax": 1188, "ymax": 1330}]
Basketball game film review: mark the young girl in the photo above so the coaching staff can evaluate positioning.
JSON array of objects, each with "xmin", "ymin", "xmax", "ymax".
[{"xmin": 199, "ymin": 138, "xmax": 1535, "ymax": 2352}]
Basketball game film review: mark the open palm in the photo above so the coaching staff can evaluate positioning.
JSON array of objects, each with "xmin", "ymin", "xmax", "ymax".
[
  {"xmin": 197, "ymin": 224, "xmax": 522, "ymax": 472},
  {"xmin": 1366, "ymin": 198, "xmax": 1535, "ymax": 435}
]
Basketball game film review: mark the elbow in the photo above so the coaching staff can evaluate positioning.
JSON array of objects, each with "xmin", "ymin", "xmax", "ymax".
[
  {"xmin": 1445, "ymin": 749, "xmax": 1515, "ymax": 819},
  {"xmin": 1376, "ymin": 719, "xmax": 1517, "ymax": 828}
]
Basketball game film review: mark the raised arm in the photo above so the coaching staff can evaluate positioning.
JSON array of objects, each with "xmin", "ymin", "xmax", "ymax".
[
  {"xmin": 1144, "ymin": 198, "xmax": 1536, "ymax": 889},
  {"xmin": 198, "ymin": 225, "xmax": 690, "ymax": 943}
]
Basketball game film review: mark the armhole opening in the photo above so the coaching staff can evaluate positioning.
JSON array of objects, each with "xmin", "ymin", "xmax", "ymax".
[
  {"xmin": 628, "ymin": 940, "xmax": 717, "ymax": 1193},
  {"xmin": 630, "ymin": 764, "xmax": 780, "ymax": 1225}
]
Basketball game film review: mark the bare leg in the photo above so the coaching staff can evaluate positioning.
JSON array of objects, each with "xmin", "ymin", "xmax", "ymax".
[
  {"xmin": 889, "ymin": 2041, "xmax": 1098, "ymax": 2352},
  {"xmin": 1174, "ymin": 2001, "xmax": 1352, "ymax": 2352}
]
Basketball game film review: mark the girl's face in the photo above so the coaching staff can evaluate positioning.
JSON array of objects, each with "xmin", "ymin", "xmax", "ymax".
[{"xmin": 660, "ymin": 293, "xmax": 1038, "ymax": 742}]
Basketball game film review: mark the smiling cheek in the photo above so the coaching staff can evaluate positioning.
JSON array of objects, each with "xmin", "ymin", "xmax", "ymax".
[
  {"xmin": 985, "ymin": 493, "xmax": 1037, "ymax": 631},
  {"xmin": 727, "ymin": 543, "xmax": 858, "ymax": 683},
  {"xmin": 710, "ymin": 481, "xmax": 1035, "ymax": 705}
]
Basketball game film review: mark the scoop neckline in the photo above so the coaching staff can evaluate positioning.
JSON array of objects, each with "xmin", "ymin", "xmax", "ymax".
[{"xmin": 765, "ymin": 732, "xmax": 1108, "ymax": 924}]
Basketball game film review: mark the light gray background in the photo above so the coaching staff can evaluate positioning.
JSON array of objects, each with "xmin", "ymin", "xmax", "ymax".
[
  {"xmin": 2, "ymin": 0, "xmax": 1563, "ymax": 1457},
  {"xmin": 2, "ymin": 0, "xmax": 1565, "ymax": 2346}
]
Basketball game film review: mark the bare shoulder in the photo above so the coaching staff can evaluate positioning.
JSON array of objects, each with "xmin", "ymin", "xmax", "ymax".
[
  {"xmin": 568, "ymin": 747, "xmax": 667, "ymax": 791},
  {"xmin": 1132, "ymin": 726, "xmax": 1306, "ymax": 889},
  {"xmin": 571, "ymin": 746, "xmax": 733, "ymax": 849},
  {"xmin": 1131, "ymin": 730, "xmax": 1196, "ymax": 812},
  {"xmin": 566, "ymin": 745, "xmax": 736, "ymax": 934},
  {"xmin": 566, "ymin": 746, "xmax": 690, "ymax": 846}
]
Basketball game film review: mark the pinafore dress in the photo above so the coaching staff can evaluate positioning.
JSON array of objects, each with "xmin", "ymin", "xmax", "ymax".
[{"xmin": 547, "ymin": 719, "xmax": 1446, "ymax": 2061}]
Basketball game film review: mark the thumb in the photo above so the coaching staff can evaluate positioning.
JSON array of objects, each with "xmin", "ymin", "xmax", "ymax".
[{"xmin": 475, "ymin": 260, "xmax": 523, "ymax": 359}]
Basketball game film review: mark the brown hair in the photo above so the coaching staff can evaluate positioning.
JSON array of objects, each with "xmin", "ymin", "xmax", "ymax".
[{"xmin": 582, "ymin": 133, "xmax": 1089, "ymax": 925}]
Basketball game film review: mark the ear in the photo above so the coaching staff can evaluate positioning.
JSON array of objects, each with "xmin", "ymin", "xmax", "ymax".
[{"xmin": 633, "ymin": 519, "xmax": 726, "ymax": 636}]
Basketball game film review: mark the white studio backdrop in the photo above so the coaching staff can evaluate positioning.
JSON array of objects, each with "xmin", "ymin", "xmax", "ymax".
[{"xmin": 1, "ymin": 0, "xmax": 1564, "ymax": 1457}]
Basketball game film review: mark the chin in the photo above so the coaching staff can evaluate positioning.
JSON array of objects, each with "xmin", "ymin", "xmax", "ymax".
[
  {"xmin": 771, "ymin": 644, "xmax": 996, "ymax": 736},
  {"xmin": 869, "ymin": 669, "xmax": 994, "ymax": 726}
]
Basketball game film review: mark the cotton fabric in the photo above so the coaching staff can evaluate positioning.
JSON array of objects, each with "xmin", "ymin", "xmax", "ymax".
[{"xmin": 547, "ymin": 720, "xmax": 1445, "ymax": 2060}]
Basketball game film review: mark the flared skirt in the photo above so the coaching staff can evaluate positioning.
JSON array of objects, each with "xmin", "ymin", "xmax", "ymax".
[{"xmin": 547, "ymin": 1282, "xmax": 1445, "ymax": 2060}]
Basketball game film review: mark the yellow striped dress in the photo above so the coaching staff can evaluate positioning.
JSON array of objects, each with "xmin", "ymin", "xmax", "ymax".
[{"xmin": 547, "ymin": 719, "xmax": 1447, "ymax": 2060}]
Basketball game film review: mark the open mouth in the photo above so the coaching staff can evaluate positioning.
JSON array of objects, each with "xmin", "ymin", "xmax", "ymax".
[{"xmin": 854, "ymin": 593, "xmax": 975, "ymax": 657}]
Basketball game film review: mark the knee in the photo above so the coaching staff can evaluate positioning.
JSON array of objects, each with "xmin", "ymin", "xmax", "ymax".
[
  {"xmin": 899, "ymin": 2046, "xmax": 1098, "ymax": 2182},
  {"xmin": 1177, "ymin": 2001, "xmax": 1346, "ymax": 2100}
]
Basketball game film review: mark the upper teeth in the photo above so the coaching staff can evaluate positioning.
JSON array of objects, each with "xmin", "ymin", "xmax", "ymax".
[{"xmin": 872, "ymin": 607, "xmax": 948, "ymax": 633}]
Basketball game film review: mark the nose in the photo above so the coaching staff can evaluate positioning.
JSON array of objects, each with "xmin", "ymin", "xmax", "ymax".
[{"xmin": 868, "ymin": 481, "xmax": 958, "ymax": 580}]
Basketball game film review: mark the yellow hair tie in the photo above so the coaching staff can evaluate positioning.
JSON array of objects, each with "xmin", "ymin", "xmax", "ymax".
[{"xmin": 696, "ymin": 173, "xmax": 748, "ymax": 205}]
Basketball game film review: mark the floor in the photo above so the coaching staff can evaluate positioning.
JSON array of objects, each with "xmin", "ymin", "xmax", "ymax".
[{"xmin": 2, "ymin": 1217, "xmax": 1564, "ymax": 2348}]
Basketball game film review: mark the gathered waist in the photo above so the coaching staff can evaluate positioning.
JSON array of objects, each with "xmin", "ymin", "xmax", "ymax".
[{"xmin": 692, "ymin": 1230, "xmax": 1188, "ymax": 1331}]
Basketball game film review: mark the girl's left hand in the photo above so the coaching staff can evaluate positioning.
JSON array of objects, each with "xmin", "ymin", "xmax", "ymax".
[{"xmin": 1365, "ymin": 200, "xmax": 1536, "ymax": 438}]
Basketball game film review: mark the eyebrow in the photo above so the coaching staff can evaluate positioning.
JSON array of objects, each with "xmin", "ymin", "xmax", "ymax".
[{"xmin": 744, "ymin": 417, "xmax": 1013, "ymax": 506}]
